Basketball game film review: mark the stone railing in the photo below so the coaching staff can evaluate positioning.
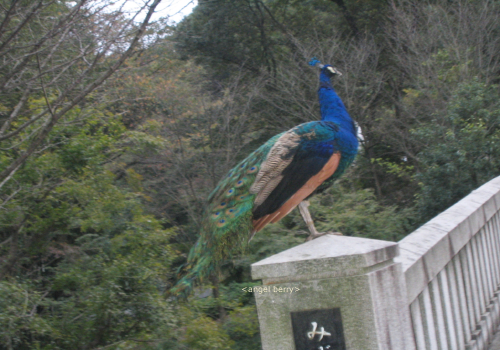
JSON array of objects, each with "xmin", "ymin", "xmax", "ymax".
[
  {"xmin": 251, "ymin": 176, "xmax": 500, "ymax": 350},
  {"xmin": 398, "ymin": 176, "xmax": 500, "ymax": 350}
]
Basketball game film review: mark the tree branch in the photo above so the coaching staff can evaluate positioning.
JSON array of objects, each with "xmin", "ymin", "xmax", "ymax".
[{"xmin": 0, "ymin": 0, "xmax": 163, "ymax": 190}]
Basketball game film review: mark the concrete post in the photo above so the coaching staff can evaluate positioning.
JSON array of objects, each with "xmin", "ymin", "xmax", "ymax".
[{"xmin": 251, "ymin": 234, "xmax": 416, "ymax": 350}]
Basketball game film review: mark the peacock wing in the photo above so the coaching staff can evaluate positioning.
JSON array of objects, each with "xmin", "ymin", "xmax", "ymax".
[{"xmin": 250, "ymin": 122, "xmax": 341, "ymax": 234}]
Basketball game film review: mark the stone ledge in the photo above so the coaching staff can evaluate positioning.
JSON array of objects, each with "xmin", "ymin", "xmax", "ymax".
[{"xmin": 251, "ymin": 234, "xmax": 398, "ymax": 282}]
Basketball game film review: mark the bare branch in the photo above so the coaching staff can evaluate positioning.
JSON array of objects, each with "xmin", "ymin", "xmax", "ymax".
[{"xmin": 0, "ymin": 0, "xmax": 163, "ymax": 190}]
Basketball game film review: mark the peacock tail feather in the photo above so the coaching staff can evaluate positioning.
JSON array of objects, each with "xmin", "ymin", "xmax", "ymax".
[{"xmin": 171, "ymin": 133, "xmax": 284, "ymax": 297}]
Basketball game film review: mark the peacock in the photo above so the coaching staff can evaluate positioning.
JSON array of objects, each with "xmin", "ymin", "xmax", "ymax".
[{"xmin": 171, "ymin": 58, "xmax": 359, "ymax": 297}]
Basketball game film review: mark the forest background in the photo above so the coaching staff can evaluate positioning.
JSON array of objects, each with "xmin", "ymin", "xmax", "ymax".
[{"xmin": 1, "ymin": 0, "xmax": 500, "ymax": 349}]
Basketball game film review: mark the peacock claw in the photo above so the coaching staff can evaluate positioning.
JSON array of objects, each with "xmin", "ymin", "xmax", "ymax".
[{"xmin": 298, "ymin": 201, "xmax": 343, "ymax": 242}]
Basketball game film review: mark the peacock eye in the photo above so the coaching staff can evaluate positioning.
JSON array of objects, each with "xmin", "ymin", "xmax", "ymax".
[
  {"xmin": 237, "ymin": 181, "xmax": 243, "ymax": 184},
  {"xmin": 247, "ymin": 166, "xmax": 258, "ymax": 174},
  {"xmin": 221, "ymin": 202, "xmax": 226, "ymax": 206},
  {"xmin": 228, "ymin": 189, "xmax": 233, "ymax": 194},
  {"xmin": 220, "ymin": 219, "xmax": 225, "ymax": 223},
  {"xmin": 229, "ymin": 209, "xmax": 234, "ymax": 212}
]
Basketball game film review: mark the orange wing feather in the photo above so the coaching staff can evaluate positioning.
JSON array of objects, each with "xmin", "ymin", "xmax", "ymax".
[{"xmin": 251, "ymin": 152, "xmax": 341, "ymax": 233}]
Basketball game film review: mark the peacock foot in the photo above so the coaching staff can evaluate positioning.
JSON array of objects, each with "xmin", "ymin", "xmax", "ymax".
[{"xmin": 306, "ymin": 231, "xmax": 343, "ymax": 242}]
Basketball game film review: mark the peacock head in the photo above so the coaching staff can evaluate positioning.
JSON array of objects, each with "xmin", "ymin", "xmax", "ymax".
[
  {"xmin": 322, "ymin": 65, "xmax": 342, "ymax": 77},
  {"xmin": 308, "ymin": 58, "xmax": 342, "ymax": 77}
]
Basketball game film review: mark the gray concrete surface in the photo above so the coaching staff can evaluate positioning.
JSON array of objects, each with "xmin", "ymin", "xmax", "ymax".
[
  {"xmin": 251, "ymin": 234, "xmax": 416, "ymax": 350},
  {"xmin": 489, "ymin": 327, "xmax": 500, "ymax": 350}
]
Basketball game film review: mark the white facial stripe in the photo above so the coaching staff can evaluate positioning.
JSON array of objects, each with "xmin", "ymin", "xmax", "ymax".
[{"xmin": 327, "ymin": 66, "xmax": 342, "ymax": 76}]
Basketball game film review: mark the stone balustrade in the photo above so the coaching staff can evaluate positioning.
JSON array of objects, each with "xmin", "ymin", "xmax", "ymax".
[
  {"xmin": 252, "ymin": 176, "xmax": 500, "ymax": 350},
  {"xmin": 398, "ymin": 177, "xmax": 500, "ymax": 350}
]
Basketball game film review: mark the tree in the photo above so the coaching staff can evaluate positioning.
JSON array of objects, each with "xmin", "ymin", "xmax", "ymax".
[
  {"xmin": 414, "ymin": 80, "xmax": 500, "ymax": 220},
  {"xmin": 0, "ymin": 104, "xmax": 180, "ymax": 348},
  {"xmin": 0, "ymin": 0, "xmax": 162, "ymax": 191}
]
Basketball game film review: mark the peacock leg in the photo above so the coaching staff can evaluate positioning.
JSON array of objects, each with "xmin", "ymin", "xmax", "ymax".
[{"xmin": 298, "ymin": 200, "xmax": 342, "ymax": 241}]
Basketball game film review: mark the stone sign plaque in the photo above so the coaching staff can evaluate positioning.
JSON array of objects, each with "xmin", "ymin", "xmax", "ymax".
[{"xmin": 290, "ymin": 308, "xmax": 346, "ymax": 350}]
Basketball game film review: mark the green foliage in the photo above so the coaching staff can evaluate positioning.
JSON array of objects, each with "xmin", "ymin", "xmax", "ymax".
[
  {"xmin": 45, "ymin": 219, "xmax": 176, "ymax": 349},
  {"xmin": 180, "ymin": 283, "xmax": 261, "ymax": 350},
  {"xmin": 0, "ymin": 218, "xmax": 177, "ymax": 349},
  {"xmin": 182, "ymin": 316, "xmax": 234, "ymax": 350},
  {"xmin": 414, "ymin": 80, "xmax": 500, "ymax": 221},
  {"xmin": 3, "ymin": 0, "xmax": 500, "ymax": 348},
  {"xmin": 308, "ymin": 184, "xmax": 413, "ymax": 242},
  {"xmin": 0, "ymin": 282, "xmax": 55, "ymax": 348},
  {"xmin": 0, "ymin": 103, "xmax": 181, "ymax": 348},
  {"xmin": 223, "ymin": 306, "xmax": 261, "ymax": 350}
]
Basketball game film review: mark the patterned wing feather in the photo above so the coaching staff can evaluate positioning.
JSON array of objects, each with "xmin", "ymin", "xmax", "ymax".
[
  {"xmin": 251, "ymin": 122, "xmax": 340, "ymax": 224},
  {"xmin": 250, "ymin": 129, "xmax": 301, "ymax": 204}
]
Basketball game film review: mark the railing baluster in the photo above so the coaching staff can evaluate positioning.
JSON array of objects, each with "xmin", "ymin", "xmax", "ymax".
[
  {"xmin": 484, "ymin": 220, "xmax": 499, "ymax": 291},
  {"xmin": 438, "ymin": 268, "xmax": 458, "ymax": 349},
  {"xmin": 465, "ymin": 242, "xmax": 483, "ymax": 326},
  {"xmin": 411, "ymin": 297, "xmax": 427, "ymax": 350},
  {"xmin": 447, "ymin": 260, "xmax": 467, "ymax": 349},
  {"xmin": 422, "ymin": 287, "xmax": 439, "ymax": 350},
  {"xmin": 494, "ymin": 211, "xmax": 500, "ymax": 234},
  {"xmin": 491, "ymin": 214, "xmax": 500, "ymax": 286},
  {"xmin": 472, "ymin": 235, "xmax": 488, "ymax": 313},
  {"xmin": 430, "ymin": 278, "xmax": 449, "ymax": 349},
  {"xmin": 490, "ymin": 214, "xmax": 500, "ymax": 329},
  {"xmin": 478, "ymin": 229, "xmax": 494, "ymax": 301}
]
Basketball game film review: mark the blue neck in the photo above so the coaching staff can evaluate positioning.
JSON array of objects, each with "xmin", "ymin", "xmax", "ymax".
[{"xmin": 318, "ymin": 72, "xmax": 355, "ymax": 134}]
